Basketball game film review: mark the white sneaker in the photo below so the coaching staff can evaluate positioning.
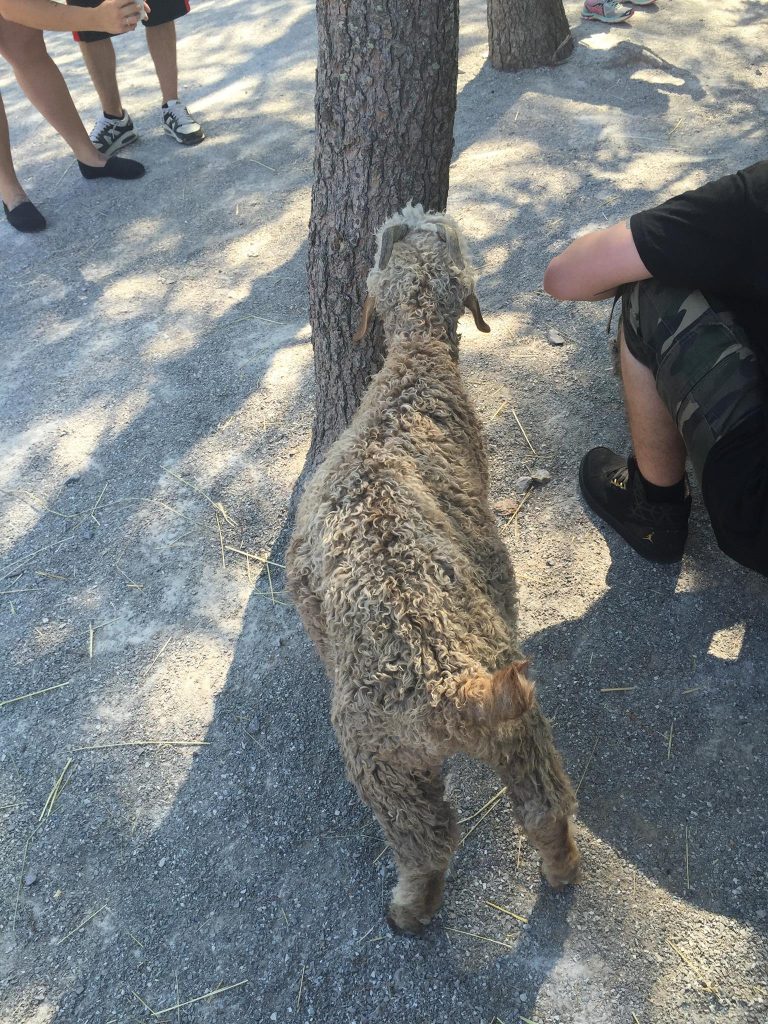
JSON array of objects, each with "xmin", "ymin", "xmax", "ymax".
[
  {"xmin": 162, "ymin": 100, "xmax": 205, "ymax": 146},
  {"xmin": 90, "ymin": 111, "xmax": 138, "ymax": 156}
]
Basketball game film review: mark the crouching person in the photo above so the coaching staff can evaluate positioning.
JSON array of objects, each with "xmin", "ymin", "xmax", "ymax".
[{"xmin": 543, "ymin": 160, "xmax": 768, "ymax": 577}]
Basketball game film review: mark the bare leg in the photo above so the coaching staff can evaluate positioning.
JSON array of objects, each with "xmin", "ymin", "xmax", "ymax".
[
  {"xmin": 78, "ymin": 38, "xmax": 123, "ymax": 116},
  {"xmin": 0, "ymin": 21, "xmax": 107, "ymax": 167},
  {"xmin": 336, "ymin": 717, "xmax": 457, "ymax": 934},
  {"xmin": 146, "ymin": 21, "xmax": 178, "ymax": 103},
  {"xmin": 620, "ymin": 324, "xmax": 687, "ymax": 487},
  {"xmin": 0, "ymin": 89, "xmax": 27, "ymax": 209}
]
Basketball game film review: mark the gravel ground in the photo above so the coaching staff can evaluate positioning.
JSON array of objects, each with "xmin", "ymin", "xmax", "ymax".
[{"xmin": 1, "ymin": 0, "xmax": 766, "ymax": 1022}]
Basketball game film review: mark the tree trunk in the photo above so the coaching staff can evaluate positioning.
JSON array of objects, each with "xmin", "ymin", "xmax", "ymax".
[
  {"xmin": 487, "ymin": 0, "xmax": 573, "ymax": 71},
  {"xmin": 306, "ymin": 0, "xmax": 459, "ymax": 468}
]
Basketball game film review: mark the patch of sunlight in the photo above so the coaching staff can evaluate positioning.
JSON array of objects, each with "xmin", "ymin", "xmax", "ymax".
[
  {"xmin": 143, "ymin": 326, "xmax": 202, "ymax": 362},
  {"xmin": 580, "ymin": 31, "xmax": 623, "ymax": 51},
  {"xmin": 631, "ymin": 69, "xmax": 686, "ymax": 87},
  {"xmin": 707, "ymin": 623, "xmax": 746, "ymax": 662},
  {"xmin": 97, "ymin": 274, "xmax": 169, "ymax": 320},
  {"xmin": 674, "ymin": 565, "xmax": 701, "ymax": 595},
  {"xmin": 223, "ymin": 190, "xmax": 309, "ymax": 272}
]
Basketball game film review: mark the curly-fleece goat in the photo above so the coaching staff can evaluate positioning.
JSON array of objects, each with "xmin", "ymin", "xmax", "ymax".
[{"xmin": 287, "ymin": 205, "xmax": 580, "ymax": 934}]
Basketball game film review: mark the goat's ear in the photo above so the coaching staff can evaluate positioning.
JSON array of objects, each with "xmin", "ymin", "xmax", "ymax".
[
  {"xmin": 441, "ymin": 224, "xmax": 465, "ymax": 269},
  {"xmin": 352, "ymin": 295, "xmax": 376, "ymax": 343},
  {"xmin": 378, "ymin": 223, "xmax": 409, "ymax": 271},
  {"xmin": 464, "ymin": 293, "xmax": 490, "ymax": 333}
]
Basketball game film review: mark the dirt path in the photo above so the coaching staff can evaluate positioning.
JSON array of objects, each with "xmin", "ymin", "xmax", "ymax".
[{"xmin": 1, "ymin": 1, "xmax": 766, "ymax": 1021}]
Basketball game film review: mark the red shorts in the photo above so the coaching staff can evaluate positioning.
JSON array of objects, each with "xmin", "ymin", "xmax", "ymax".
[{"xmin": 66, "ymin": 0, "xmax": 190, "ymax": 43}]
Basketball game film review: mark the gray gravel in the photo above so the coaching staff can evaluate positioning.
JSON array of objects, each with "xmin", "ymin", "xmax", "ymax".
[{"xmin": 1, "ymin": 0, "xmax": 767, "ymax": 1021}]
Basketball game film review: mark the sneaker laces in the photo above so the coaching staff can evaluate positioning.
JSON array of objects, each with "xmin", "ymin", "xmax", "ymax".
[
  {"xmin": 90, "ymin": 114, "xmax": 119, "ymax": 145},
  {"xmin": 164, "ymin": 102, "xmax": 197, "ymax": 129}
]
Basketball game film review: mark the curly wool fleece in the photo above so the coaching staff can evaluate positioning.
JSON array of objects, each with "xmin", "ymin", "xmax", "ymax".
[{"xmin": 287, "ymin": 208, "xmax": 579, "ymax": 933}]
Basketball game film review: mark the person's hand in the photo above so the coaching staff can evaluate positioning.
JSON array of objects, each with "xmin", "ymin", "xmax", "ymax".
[{"xmin": 93, "ymin": 0, "xmax": 150, "ymax": 35}]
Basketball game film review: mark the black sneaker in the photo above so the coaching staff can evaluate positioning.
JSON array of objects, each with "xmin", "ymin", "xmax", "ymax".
[
  {"xmin": 579, "ymin": 447, "xmax": 691, "ymax": 563},
  {"xmin": 90, "ymin": 111, "xmax": 138, "ymax": 156}
]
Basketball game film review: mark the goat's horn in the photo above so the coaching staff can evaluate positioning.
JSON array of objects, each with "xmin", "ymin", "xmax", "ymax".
[
  {"xmin": 352, "ymin": 295, "xmax": 376, "ymax": 343},
  {"xmin": 442, "ymin": 224, "xmax": 465, "ymax": 269},
  {"xmin": 464, "ymin": 293, "xmax": 490, "ymax": 333},
  {"xmin": 378, "ymin": 223, "xmax": 409, "ymax": 271}
]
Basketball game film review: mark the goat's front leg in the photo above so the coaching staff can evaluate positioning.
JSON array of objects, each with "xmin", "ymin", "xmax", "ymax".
[{"xmin": 336, "ymin": 717, "xmax": 457, "ymax": 934}]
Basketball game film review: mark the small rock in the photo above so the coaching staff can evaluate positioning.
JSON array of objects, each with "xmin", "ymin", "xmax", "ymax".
[
  {"xmin": 247, "ymin": 715, "xmax": 260, "ymax": 735},
  {"xmin": 74, "ymin": 984, "xmax": 85, "ymax": 995},
  {"xmin": 23, "ymin": 872, "xmax": 38, "ymax": 887},
  {"xmin": 493, "ymin": 498, "xmax": 520, "ymax": 517},
  {"xmin": 64, "ymin": 475, "xmax": 81, "ymax": 487},
  {"xmin": 158, "ymin": 857, "xmax": 166, "ymax": 868},
  {"xmin": 530, "ymin": 469, "xmax": 552, "ymax": 486},
  {"xmin": 515, "ymin": 476, "xmax": 533, "ymax": 492},
  {"xmin": 547, "ymin": 327, "xmax": 567, "ymax": 346}
]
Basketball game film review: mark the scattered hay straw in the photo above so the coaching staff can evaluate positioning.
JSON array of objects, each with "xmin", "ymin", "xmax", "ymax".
[
  {"xmin": 215, "ymin": 512, "xmax": 226, "ymax": 569},
  {"xmin": 509, "ymin": 405, "xmax": 537, "ymax": 456},
  {"xmin": 166, "ymin": 470, "xmax": 238, "ymax": 529},
  {"xmin": 516, "ymin": 835, "xmax": 524, "ymax": 870},
  {"xmin": 143, "ymin": 636, "xmax": 173, "ymax": 677},
  {"xmin": 575, "ymin": 735, "xmax": 600, "ymax": 795},
  {"xmin": 685, "ymin": 825, "xmax": 690, "ymax": 890},
  {"xmin": 667, "ymin": 939, "xmax": 721, "ymax": 998},
  {"xmin": 488, "ymin": 400, "xmax": 508, "ymax": 424},
  {"xmin": 667, "ymin": 720, "xmax": 674, "ymax": 759},
  {"xmin": 224, "ymin": 545, "xmax": 285, "ymax": 569},
  {"xmin": 445, "ymin": 927, "xmax": 516, "ymax": 951},
  {"xmin": 58, "ymin": 904, "xmax": 109, "ymax": 945},
  {"xmin": 682, "ymin": 687, "xmax": 701, "ymax": 696},
  {"xmin": 1, "ymin": 681, "xmax": 72, "ymax": 710},
  {"xmin": 668, "ymin": 116, "xmax": 683, "ymax": 136},
  {"xmin": 600, "ymin": 686, "xmax": 636, "ymax": 693},
  {"xmin": 34, "ymin": 571, "xmax": 69, "ymax": 581},
  {"xmin": 296, "ymin": 964, "xmax": 306, "ymax": 1011},
  {"xmin": 39, "ymin": 758, "xmax": 74, "ymax": 821},
  {"xmin": 147, "ymin": 979, "xmax": 249, "ymax": 1016},
  {"xmin": 246, "ymin": 157, "xmax": 276, "ymax": 171},
  {"xmin": 459, "ymin": 786, "xmax": 507, "ymax": 825},
  {"xmin": 632, "ymin": 1014, "xmax": 641, "ymax": 1024},
  {"xmin": 73, "ymin": 739, "xmax": 208, "ymax": 752},
  {"xmin": 373, "ymin": 844, "xmax": 389, "ymax": 865},
  {"xmin": 484, "ymin": 899, "xmax": 528, "ymax": 924}
]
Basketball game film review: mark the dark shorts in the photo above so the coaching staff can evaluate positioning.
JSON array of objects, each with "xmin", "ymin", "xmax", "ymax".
[
  {"xmin": 67, "ymin": 0, "xmax": 190, "ymax": 43},
  {"xmin": 621, "ymin": 279, "xmax": 768, "ymax": 575}
]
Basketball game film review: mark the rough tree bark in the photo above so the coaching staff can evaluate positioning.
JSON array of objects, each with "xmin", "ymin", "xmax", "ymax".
[
  {"xmin": 487, "ymin": 0, "xmax": 573, "ymax": 71},
  {"xmin": 306, "ymin": 0, "xmax": 459, "ymax": 468}
]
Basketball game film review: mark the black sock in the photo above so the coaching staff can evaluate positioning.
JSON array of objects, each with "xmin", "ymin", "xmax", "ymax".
[
  {"xmin": 78, "ymin": 156, "xmax": 145, "ymax": 180},
  {"xmin": 103, "ymin": 109, "xmax": 123, "ymax": 121},
  {"xmin": 638, "ymin": 471, "xmax": 686, "ymax": 504}
]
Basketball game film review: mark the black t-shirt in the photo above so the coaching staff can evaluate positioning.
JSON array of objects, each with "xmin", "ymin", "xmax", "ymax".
[{"xmin": 630, "ymin": 160, "xmax": 768, "ymax": 376}]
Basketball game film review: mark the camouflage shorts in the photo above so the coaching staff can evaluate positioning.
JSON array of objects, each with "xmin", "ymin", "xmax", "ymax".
[{"xmin": 620, "ymin": 280, "xmax": 765, "ymax": 481}]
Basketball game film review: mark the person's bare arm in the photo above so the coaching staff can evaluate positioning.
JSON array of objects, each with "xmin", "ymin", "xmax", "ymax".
[
  {"xmin": 543, "ymin": 221, "xmax": 652, "ymax": 301},
  {"xmin": 0, "ymin": 0, "xmax": 147, "ymax": 35}
]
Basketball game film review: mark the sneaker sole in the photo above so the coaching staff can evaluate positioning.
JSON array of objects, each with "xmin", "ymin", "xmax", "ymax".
[
  {"xmin": 578, "ymin": 458, "xmax": 685, "ymax": 563},
  {"xmin": 163, "ymin": 125, "xmax": 206, "ymax": 146},
  {"xmin": 581, "ymin": 10, "xmax": 633, "ymax": 19},
  {"xmin": 96, "ymin": 129, "xmax": 139, "ymax": 158}
]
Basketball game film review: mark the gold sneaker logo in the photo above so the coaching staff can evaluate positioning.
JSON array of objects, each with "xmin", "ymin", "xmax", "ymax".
[{"xmin": 643, "ymin": 531, "xmax": 654, "ymax": 543}]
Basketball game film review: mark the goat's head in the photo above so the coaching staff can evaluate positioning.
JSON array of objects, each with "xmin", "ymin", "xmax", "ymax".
[{"xmin": 353, "ymin": 204, "xmax": 490, "ymax": 344}]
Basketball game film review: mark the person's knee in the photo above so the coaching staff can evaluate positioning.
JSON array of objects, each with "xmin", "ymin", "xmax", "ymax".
[{"xmin": 0, "ymin": 25, "xmax": 47, "ymax": 67}]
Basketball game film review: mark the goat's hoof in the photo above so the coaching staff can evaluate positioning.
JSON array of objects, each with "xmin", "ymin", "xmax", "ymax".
[
  {"xmin": 386, "ymin": 904, "xmax": 431, "ymax": 936},
  {"xmin": 540, "ymin": 851, "xmax": 582, "ymax": 890}
]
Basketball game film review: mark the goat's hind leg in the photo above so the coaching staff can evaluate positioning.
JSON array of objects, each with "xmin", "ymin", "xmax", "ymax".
[
  {"xmin": 337, "ymin": 724, "xmax": 457, "ymax": 934},
  {"xmin": 468, "ymin": 663, "xmax": 580, "ymax": 889}
]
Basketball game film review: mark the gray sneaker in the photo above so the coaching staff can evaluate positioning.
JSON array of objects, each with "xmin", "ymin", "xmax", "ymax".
[
  {"xmin": 162, "ymin": 101, "xmax": 205, "ymax": 146},
  {"xmin": 89, "ymin": 111, "xmax": 138, "ymax": 156}
]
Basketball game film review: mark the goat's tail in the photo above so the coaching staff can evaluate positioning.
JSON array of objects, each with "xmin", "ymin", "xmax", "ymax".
[{"xmin": 461, "ymin": 659, "xmax": 536, "ymax": 728}]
